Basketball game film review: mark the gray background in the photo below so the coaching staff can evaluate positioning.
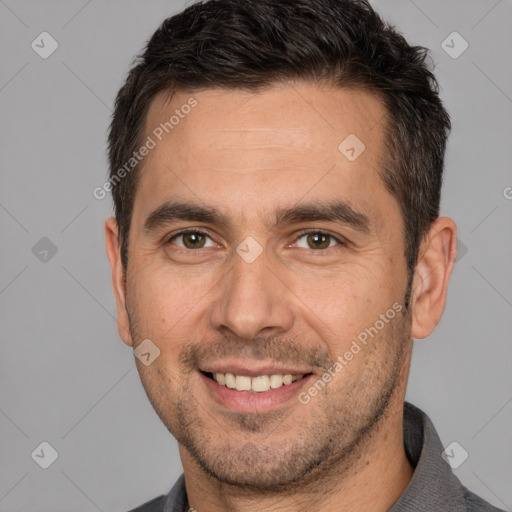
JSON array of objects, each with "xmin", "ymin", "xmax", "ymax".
[{"xmin": 0, "ymin": 0, "xmax": 511, "ymax": 510}]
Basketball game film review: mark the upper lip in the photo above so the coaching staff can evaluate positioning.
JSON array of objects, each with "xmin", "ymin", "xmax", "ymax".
[{"xmin": 199, "ymin": 360, "xmax": 313, "ymax": 377}]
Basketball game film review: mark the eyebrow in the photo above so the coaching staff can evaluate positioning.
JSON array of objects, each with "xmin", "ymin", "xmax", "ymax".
[{"xmin": 143, "ymin": 199, "xmax": 371, "ymax": 235}]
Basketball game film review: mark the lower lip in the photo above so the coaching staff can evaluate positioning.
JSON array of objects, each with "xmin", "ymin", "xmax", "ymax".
[{"xmin": 199, "ymin": 372, "xmax": 313, "ymax": 413}]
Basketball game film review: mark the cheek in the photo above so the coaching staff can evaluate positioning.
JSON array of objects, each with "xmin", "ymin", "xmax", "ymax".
[
  {"xmin": 289, "ymin": 263, "xmax": 398, "ymax": 351},
  {"xmin": 127, "ymin": 263, "xmax": 217, "ymax": 355},
  {"xmin": 130, "ymin": 264, "xmax": 200, "ymax": 313}
]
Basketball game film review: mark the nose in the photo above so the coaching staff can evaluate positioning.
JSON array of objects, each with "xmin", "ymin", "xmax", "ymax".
[{"xmin": 209, "ymin": 246, "xmax": 294, "ymax": 341}]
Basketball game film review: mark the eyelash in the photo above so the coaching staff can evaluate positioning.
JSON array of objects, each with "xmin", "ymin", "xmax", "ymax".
[{"xmin": 166, "ymin": 228, "xmax": 346, "ymax": 252}]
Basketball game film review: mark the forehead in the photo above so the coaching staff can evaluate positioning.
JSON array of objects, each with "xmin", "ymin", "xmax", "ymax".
[
  {"xmin": 145, "ymin": 83, "xmax": 385, "ymax": 165},
  {"xmin": 134, "ymin": 82, "xmax": 392, "ymax": 230}
]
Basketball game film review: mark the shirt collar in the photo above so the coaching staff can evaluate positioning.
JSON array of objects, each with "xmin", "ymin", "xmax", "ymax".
[{"xmin": 389, "ymin": 401, "xmax": 467, "ymax": 511}]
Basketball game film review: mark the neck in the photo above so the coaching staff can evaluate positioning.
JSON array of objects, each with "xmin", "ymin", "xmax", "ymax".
[{"xmin": 180, "ymin": 398, "xmax": 414, "ymax": 512}]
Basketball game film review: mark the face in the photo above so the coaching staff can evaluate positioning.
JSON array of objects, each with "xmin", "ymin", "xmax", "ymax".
[{"xmin": 112, "ymin": 82, "xmax": 416, "ymax": 489}]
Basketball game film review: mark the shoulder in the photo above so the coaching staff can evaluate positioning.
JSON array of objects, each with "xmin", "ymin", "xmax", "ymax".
[
  {"xmin": 126, "ymin": 495, "xmax": 166, "ymax": 512},
  {"xmin": 396, "ymin": 402, "xmax": 507, "ymax": 512}
]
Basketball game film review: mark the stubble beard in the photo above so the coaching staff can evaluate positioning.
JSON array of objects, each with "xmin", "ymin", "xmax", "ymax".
[{"xmin": 129, "ymin": 300, "xmax": 412, "ymax": 494}]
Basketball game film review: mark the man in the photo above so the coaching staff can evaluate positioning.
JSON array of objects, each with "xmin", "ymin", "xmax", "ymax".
[{"xmin": 104, "ymin": 0, "xmax": 504, "ymax": 510}]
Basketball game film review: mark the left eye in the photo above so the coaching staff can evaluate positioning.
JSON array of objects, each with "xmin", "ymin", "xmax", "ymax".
[{"xmin": 294, "ymin": 231, "xmax": 343, "ymax": 250}]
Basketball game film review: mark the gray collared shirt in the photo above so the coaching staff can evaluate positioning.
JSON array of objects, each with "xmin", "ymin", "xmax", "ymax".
[{"xmin": 128, "ymin": 401, "xmax": 505, "ymax": 511}]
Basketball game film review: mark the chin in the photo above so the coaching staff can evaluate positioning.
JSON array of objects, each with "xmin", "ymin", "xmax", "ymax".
[{"xmin": 178, "ymin": 416, "xmax": 337, "ymax": 491}]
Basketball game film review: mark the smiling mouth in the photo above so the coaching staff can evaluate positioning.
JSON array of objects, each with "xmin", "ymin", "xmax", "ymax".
[{"xmin": 201, "ymin": 371, "xmax": 312, "ymax": 393}]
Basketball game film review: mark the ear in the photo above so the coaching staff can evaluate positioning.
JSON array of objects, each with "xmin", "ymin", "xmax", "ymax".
[
  {"xmin": 410, "ymin": 216, "xmax": 458, "ymax": 339},
  {"xmin": 105, "ymin": 217, "xmax": 134, "ymax": 347}
]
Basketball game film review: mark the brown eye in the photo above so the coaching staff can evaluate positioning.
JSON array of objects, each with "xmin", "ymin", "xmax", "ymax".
[
  {"xmin": 295, "ymin": 231, "xmax": 343, "ymax": 250},
  {"xmin": 182, "ymin": 232, "xmax": 206, "ymax": 248},
  {"xmin": 168, "ymin": 230, "xmax": 213, "ymax": 249},
  {"xmin": 307, "ymin": 232, "xmax": 330, "ymax": 249}
]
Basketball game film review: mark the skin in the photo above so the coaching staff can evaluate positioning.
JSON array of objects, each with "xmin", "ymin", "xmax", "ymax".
[{"xmin": 105, "ymin": 81, "xmax": 457, "ymax": 512}]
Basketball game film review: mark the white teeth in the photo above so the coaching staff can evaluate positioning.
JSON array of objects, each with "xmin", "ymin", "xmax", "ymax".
[
  {"xmin": 225, "ymin": 372, "xmax": 236, "ymax": 389},
  {"xmin": 209, "ymin": 372, "xmax": 307, "ymax": 392},
  {"xmin": 252, "ymin": 375, "xmax": 271, "ymax": 392},
  {"xmin": 269, "ymin": 374, "xmax": 283, "ymax": 389},
  {"xmin": 235, "ymin": 375, "xmax": 252, "ymax": 391}
]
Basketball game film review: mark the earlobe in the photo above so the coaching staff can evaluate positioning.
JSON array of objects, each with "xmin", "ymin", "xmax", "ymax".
[
  {"xmin": 410, "ymin": 217, "xmax": 458, "ymax": 340},
  {"xmin": 104, "ymin": 217, "xmax": 134, "ymax": 347}
]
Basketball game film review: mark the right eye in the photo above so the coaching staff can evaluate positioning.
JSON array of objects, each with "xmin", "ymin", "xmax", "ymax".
[{"xmin": 166, "ymin": 229, "xmax": 217, "ymax": 250}]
